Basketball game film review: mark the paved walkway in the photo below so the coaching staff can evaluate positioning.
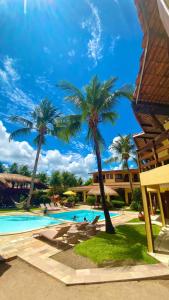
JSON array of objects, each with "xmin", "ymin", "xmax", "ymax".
[{"xmin": 1, "ymin": 210, "xmax": 169, "ymax": 285}]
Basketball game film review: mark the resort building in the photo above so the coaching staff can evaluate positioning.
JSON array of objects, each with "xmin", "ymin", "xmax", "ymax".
[
  {"xmin": 133, "ymin": 0, "xmax": 169, "ymax": 252},
  {"xmin": 72, "ymin": 169, "xmax": 140, "ymax": 204}
]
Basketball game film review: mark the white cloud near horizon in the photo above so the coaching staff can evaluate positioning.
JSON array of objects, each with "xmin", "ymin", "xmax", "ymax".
[
  {"xmin": 0, "ymin": 121, "xmax": 96, "ymax": 179},
  {"xmin": 81, "ymin": 0, "xmax": 102, "ymax": 66}
]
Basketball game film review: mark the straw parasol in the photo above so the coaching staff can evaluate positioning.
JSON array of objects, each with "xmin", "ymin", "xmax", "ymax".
[
  {"xmin": 63, "ymin": 190, "xmax": 76, "ymax": 196},
  {"xmin": 88, "ymin": 185, "xmax": 119, "ymax": 196}
]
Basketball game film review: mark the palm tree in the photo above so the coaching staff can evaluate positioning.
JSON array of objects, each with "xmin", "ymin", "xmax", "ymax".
[
  {"xmin": 105, "ymin": 134, "xmax": 137, "ymax": 199},
  {"xmin": 9, "ymin": 99, "xmax": 63, "ymax": 209},
  {"xmin": 57, "ymin": 76, "xmax": 132, "ymax": 234}
]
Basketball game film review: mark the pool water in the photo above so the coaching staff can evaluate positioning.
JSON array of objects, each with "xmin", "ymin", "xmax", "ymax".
[
  {"xmin": 49, "ymin": 209, "xmax": 119, "ymax": 223},
  {"xmin": 0, "ymin": 215, "xmax": 63, "ymax": 234}
]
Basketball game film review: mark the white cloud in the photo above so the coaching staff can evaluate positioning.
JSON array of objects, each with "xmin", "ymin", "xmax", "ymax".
[
  {"xmin": 68, "ymin": 49, "xmax": 76, "ymax": 57},
  {"xmin": 71, "ymin": 140, "xmax": 92, "ymax": 153},
  {"xmin": 4, "ymin": 57, "xmax": 20, "ymax": 81},
  {"xmin": 81, "ymin": 0, "xmax": 102, "ymax": 66},
  {"xmin": 110, "ymin": 35, "xmax": 120, "ymax": 54},
  {"xmin": 0, "ymin": 121, "xmax": 96, "ymax": 179},
  {"xmin": 43, "ymin": 46, "xmax": 50, "ymax": 54},
  {"xmin": 0, "ymin": 56, "xmax": 34, "ymax": 115},
  {"xmin": 24, "ymin": 0, "xmax": 27, "ymax": 15}
]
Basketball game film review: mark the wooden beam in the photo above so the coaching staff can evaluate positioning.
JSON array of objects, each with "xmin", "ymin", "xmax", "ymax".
[{"xmin": 133, "ymin": 102, "xmax": 169, "ymax": 116}]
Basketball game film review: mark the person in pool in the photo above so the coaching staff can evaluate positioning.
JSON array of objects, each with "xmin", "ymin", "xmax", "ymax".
[
  {"xmin": 73, "ymin": 215, "xmax": 77, "ymax": 221},
  {"xmin": 84, "ymin": 217, "xmax": 88, "ymax": 222}
]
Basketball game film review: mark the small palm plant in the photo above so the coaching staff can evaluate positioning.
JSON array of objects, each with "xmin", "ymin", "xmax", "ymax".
[
  {"xmin": 9, "ymin": 99, "xmax": 64, "ymax": 209},
  {"xmin": 57, "ymin": 76, "xmax": 132, "ymax": 234},
  {"xmin": 105, "ymin": 134, "xmax": 137, "ymax": 198}
]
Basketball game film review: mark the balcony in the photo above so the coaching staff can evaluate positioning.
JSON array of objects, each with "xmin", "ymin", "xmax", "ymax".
[{"xmin": 137, "ymin": 130, "xmax": 169, "ymax": 173}]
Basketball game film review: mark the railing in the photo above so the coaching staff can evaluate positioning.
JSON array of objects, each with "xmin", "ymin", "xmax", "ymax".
[{"xmin": 137, "ymin": 130, "xmax": 169, "ymax": 172}]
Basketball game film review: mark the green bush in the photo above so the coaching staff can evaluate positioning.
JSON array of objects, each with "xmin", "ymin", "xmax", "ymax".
[
  {"xmin": 31, "ymin": 190, "xmax": 50, "ymax": 206},
  {"xmin": 111, "ymin": 199, "xmax": 125, "ymax": 209},
  {"xmin": 86, "ymin": 196, "xmax": 96, "ymax": 206},
  {"xmin": 66, "ymin": 196, "xmax": 77, "ymax": 203},
  {"xmin": 130, "ymin": 188, "xmax": 143, "ymax": 211}
]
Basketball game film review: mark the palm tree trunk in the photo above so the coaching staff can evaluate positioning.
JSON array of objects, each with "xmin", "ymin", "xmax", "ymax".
[
  {"xmin": 93, "ymin": 135, "xmax": 115, "ymax": 234},
  {"xmin": 126, "ymin": 159, "xmax": 134, "ymax": 201},
  {"xmin": 26, "ymin": 134, "xmax": 43, "ymax": 209}
]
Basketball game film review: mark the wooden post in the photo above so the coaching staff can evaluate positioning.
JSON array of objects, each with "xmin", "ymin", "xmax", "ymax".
[
  {"xmin": 137, "ymin": 150, "xmax": 142, "ymax": 173},
  {"xmin": 125, "ymin": 189, "xmax": 129, "ymax": 205},
  {"xmin": 152, "ymin": 140, "xmax": 159, "ymax": 168},
  {"xmin": 157, "ymin": 189, "xmax": 166, "ymax": 227},
  {"xmin": 83, "ymin": 191, "xmax": 87, "ymax": 203},
  {"xmin": 107, "ymin": 194, "xmax": 110, "ymax": 202},
  {"xmin": 141, "ymin": 186, "xmax": 154, "ymax": 253},
  {"xmin": 148, "ymin": 192, "xmax": 153, "ymax": 215}
]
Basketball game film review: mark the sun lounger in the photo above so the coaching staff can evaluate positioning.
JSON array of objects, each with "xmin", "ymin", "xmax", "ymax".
[
  {"xmin": 45, "ymin": 203, "xmax": 60, "ymax": 211},
  {"xmin": 35, "ymin": 225, "xmax": 71, "ymax": 245},
  {"xmin": 91, "ymin": 215, "xmax": 100, "ymax": 225},
  {"xmin": 76, "ymin": 222, "xmax": 89, "ymax": 230},
  {"xmin": 40, "ymin": 203, "xmax": 46, "ymax": 209}
]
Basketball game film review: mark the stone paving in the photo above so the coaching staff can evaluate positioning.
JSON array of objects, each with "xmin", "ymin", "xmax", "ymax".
[{"xmin": 1, "ymin": 209, "xmax": 169, "ymax": 285}]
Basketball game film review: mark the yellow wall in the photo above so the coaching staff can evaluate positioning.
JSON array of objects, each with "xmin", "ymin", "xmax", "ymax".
[{"xmin": 140, "ymin": 164, "xmax": 169, "ymax": 186}]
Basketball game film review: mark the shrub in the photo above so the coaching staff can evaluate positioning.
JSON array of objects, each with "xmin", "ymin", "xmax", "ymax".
[
  {"xmin": 31, "ymin": 190, "xmax": 50, "ymax": 206},
  {"xmin": 130, "ymin": 188, "xmax": 143, "ymax": 211},
  {"xmin": 111, "ymin": 199, "xmax": 125, "ymax": 209},
  {"xmin": 86, "ymin": 196, "xmax": 96, "ymax": 206},
  {"xmin": 66, "ymin": 196, "xmax": 77, "ymax": 203}
]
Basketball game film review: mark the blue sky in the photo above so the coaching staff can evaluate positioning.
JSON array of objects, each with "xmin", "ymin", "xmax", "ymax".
[{"xmin": 0, "ymin": 0, "xmax": 142, "ymax": 179}]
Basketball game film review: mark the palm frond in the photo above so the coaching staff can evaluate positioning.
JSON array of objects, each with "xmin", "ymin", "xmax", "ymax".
[
  {"xmin": 9, "ymin": 116, "xmax": 33, "ymax": 128},
  {"xmin": 100, "ymin": 112, "xmax": 118, "ymax": 124},
  {"xmin": 52, "ymin": 115, "xmax": 82, "ymax": 142},
  {"xmin": 86, "ymin": 127, "xmax": 105, "ymax": 151},
  {"xmin": 9, "ymin": 127, "xmax": 31, "ymax": 141},
  {"xmin": 104, "ymin": 156, "xmax": 118, "ymax": 164},
  {"xmin": 57, "ymin": 81, "xmax": 85, "ymax": 108}
]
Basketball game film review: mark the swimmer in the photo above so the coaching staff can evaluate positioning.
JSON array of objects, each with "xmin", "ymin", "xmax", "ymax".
[{"xmin": 73, "ymin": 215, "xmax": 77, "ymax": 221}]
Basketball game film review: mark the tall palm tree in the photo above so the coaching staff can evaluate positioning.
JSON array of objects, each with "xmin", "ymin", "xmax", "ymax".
[
  {"xmin": 9, "ymin": 99, "xmax": 64, "ymax": 209},
  {"xmin": 105, "ymin": 134, "xmax": 137, "ymax": 199},
  {"xmin": 57, "ymin": 76, "xmax": 132, "ymax": 234}
]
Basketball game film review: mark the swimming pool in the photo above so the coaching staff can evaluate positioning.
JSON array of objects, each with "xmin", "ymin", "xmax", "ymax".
[
  {"xmin": 0, "ymin": 215, "xmax": 64, "ymax": 234},
  {"xmin": 48, "ymin": 209, "xmax": 119, "ymax": 223}
]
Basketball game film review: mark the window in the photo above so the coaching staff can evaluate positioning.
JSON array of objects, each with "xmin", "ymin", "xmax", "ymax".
[{"xmin": 115, "ymin": 174, "xmax": 123, "ymax": 180}]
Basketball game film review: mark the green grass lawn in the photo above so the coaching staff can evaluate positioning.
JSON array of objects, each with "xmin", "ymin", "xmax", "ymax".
[
  {"xmin": 127, "ymin": 218, "xmax": 144, "ymax": 223},
  {"xmin": 75, "ymin": 224, "xmax": 161, "ymax": 266}
]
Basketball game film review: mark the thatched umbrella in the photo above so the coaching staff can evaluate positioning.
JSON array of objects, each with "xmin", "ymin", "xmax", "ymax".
[{"xmin": 88, "ymin": 185, "xmax": 119, "ymax": 197}]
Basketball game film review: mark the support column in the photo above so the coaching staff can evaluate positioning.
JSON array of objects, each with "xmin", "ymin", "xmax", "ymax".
[
  {"xmin": 157, "ymin": 189, "xmax": 166, "ymax": 227},
  {"xmin": 107, "ymin": 194, "xmax": 110, "ymax": 202},
  {"xmin": 83, "ymin": 191, "xmax": 87, "ymax": 203},
  {"xmin": 148, "ymin": 192, "xmax": 153, "ymax": 215},
  {"xmin": 125, "ymin": 189, "xmax": 129, "ymax": 205},
  {"xmin": 141, "ymin": 186, "xmax": 154, "ymax": 253}
]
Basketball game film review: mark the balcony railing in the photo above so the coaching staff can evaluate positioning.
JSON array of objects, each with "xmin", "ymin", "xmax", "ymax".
[{"xmin": 137, "ymin": 130, "xmax": 169, "ymax": 172}]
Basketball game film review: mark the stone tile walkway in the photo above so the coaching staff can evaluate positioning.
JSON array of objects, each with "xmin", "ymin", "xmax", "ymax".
[{"xmin": 1, "ymin": 210, "xmax": 169, "ymax": 285}]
